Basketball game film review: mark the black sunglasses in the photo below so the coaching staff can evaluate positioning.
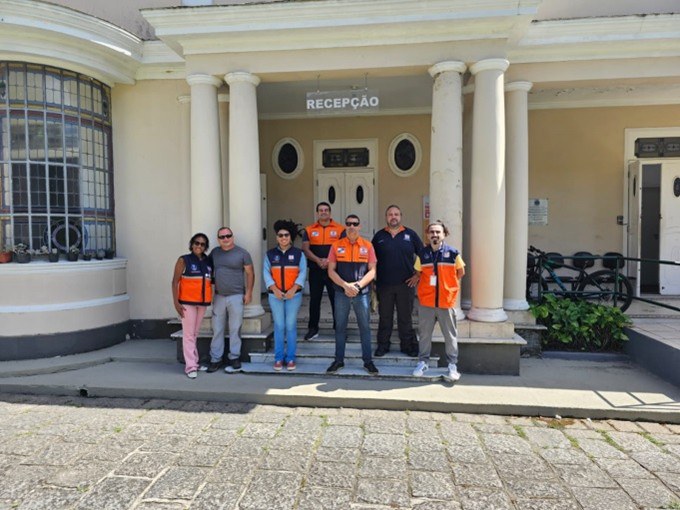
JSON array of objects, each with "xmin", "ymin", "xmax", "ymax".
[
  {"xmin": 277, "ymin": 233, "xmax": 290, "ymax": 238},
  {"xmin": 218, "ymin": 234, "xmax": 233, "ymax": 239},
  {"xmin": 345, "ymin": 221, "xmax": 360, "ymax": 227},
  {"xmin": 192, "ymin": 241, "xmax": 206, "ymax": 247}
]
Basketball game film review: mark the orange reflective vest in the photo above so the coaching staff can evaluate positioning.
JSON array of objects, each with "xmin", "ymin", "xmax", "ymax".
[
  {"xmin": 304, "ymin": 220, "xmax": 345, "ymax": 258},
  {"xmin": 331, "ymin": 236, "xmax": 374, "ymax": 295},
  {"xmin": 417, "ymin": 244, "xmax": 461, "ymax": 309},
  {"xmin": 266, "ymin": 246, "xmax": 304, "ymax": 293},
  {"xmin": 178, "ymin": 254, "xmax": 213, "ymax": 306}
]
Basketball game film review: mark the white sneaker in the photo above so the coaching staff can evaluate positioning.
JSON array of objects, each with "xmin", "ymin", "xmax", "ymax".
[
  {"xmin": 187, "ymin": 371, "xmax": 198, "ymax": 379},
  {"xmin": 412, "ymin": 361, "xmax": 429, "ymax": 377},
  {"xmin": 198, "ymin": 365, "xmax": 209, "ymax": 372},
  {"xmin": 443, "ymin": 363, "xmax": 461, "ymax": 383}
]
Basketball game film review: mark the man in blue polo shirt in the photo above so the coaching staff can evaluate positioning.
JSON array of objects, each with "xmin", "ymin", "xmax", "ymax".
[{"xmin": 371, "ymin": 205, "xmax": 424, "ymax": 357}]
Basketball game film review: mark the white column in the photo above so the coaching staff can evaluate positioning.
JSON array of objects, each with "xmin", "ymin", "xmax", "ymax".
[
  {"xmin": 218, "ymin": 93, "xmax": 231, "ymax": 227},
  {"xmin": 504, "ymin": 81, "xmax": 533, "ymax": 311},
  {"xmin": 186, "ymin": 74, "xmax": 223, "ymax": 242},
  {"xmin": 467, "ymin": 59, "xmax": 509, "ymax": 323},
  {"xmin": 225, "ymin": 71, "xmax": 264, "ymax": 317},
  {"xmin": 428, "ymin": 61, "xmax": 467, "ymax": 320}
]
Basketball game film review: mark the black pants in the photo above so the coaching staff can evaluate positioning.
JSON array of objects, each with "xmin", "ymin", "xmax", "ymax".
[
  {"xmin": 308, "ymin": 267, "xmax": 336, "ymax": 330},
  {"xmin": 376, "ymin": 283, "xmax": 417, "ymax": 351}
]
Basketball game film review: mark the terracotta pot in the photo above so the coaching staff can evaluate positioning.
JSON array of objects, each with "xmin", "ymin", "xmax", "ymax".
[{"xmin": 0, "ymin": 251, "xmax": 12, "ymax": 263}]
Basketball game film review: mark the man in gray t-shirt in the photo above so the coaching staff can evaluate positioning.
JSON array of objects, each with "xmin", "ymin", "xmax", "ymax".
[{"xmin": 206, "ymin": 227, "xmax": 254, "ymax": 373}]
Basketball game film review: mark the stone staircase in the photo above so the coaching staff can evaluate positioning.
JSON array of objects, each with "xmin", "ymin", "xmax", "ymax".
[{"xmin": 170, "ymin": 295, "xmax": 527, "ymax": 377}]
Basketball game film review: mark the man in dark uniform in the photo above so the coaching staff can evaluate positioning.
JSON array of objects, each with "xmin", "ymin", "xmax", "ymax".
[
  {"xmin": 301, "ymin": 202, "xmax": 345, "ymax": 340},
  {"xmin": 371, "ymin": 205, "xmax": 424, "ymax": 357}
]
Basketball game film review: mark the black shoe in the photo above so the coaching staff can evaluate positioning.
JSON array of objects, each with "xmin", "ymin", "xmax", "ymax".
[
  {"xmin": 402, "ymin": 348, "xmax": 419, "ymax": 358},
  {"xmin": 304, "ymin": 328, "xmax": 319, "ymax": 341},
  {"xmin": 206, "ymin": 362, "xmax": 222, "ymax": 373},
  {"xmin": 364, "ymin": 361, "xmax": 379, "ymax": 375},
  {"xmin": 326, "ymin": 360, "xmax": 344, "ymax": 374},
  {"xmin": 374, "ymin": 347, "xmax": 389, "ymax": 357},
  {"xmin": 225, "ymin": 358, "xmax": 242, "ymax": 373}
]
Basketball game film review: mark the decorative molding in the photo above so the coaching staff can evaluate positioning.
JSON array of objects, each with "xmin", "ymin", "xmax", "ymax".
[
  {"xmin": 0, "ymin": 259, "xmax": 127, "ymax": 276},
  {"xmin": 428, "ymin": 61, "xmax": 467, "ymax": 78},
  {"xmin": 505, "ymin": 81, "xmax": 533, "ymax": 93},
  {"xmin": 225, "ymin": 72, "xmax": 261, "ymax": 87},
  {"xmin": 186, "ymin": 74, "xmax": 223, "ymax": 87},
  {"xmin": 0, "ymin": 295, "xmax": 129, "ymax": 314},
  {"xmin": 470, "ymin": 58, "xmax": 510, "ymax": 75}
]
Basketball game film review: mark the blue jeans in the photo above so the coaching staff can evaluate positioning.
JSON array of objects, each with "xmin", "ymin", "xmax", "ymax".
[
  {"xmin": 334, "ymin": 290, "xmax": 372, "ymax": 363},
  {"xmin": 268, "ymin": 292, "xmax": 302, "ymax": 363},
  {"xmin": 210, "ymin": 294, "xmax": 244, "ymax": 362}
]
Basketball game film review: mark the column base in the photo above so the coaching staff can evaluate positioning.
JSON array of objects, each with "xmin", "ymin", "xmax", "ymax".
[
  {"xmin": 503, "ymin": 298, "xmax": 530, "ymax": 311},
  {"xmin": 244, "ymin": 304, "xmax": 265, "ymax": 318},
  {"xmin": 466, "ymin": 307, "xmax": 508, "ymax": 323}
]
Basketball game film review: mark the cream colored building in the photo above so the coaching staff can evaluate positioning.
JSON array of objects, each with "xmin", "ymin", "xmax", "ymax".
[{"xmin": 1, "ymin": 0, "xmax": 679, "ymax": 359}]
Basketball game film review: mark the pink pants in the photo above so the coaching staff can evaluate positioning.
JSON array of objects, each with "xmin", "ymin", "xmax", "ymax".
[{"xmin": 181, "ymin": 305, "xmax": 207, "ymax": 374}]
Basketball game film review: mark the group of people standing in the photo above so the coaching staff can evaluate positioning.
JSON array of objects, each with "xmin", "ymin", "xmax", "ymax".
[{"xmin": 172, "ymin": 202, "xmax": 465, "ymax": 383}]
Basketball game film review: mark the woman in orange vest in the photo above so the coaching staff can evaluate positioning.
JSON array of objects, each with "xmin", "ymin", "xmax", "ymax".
[
  {"xmin": 264, "ymin": 219, "xmax": 307, "ymax": 371},
  {"xmin": 172, "ymin": 232, "xmax": 213, "ymax": 379}
]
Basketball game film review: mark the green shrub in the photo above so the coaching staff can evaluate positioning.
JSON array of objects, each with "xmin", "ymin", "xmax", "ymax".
[{"xmin": 530, "ymin": 294, "xmax": 631, "ymax": 352}]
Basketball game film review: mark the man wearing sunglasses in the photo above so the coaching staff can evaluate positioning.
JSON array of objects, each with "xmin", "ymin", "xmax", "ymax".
[
  {"xmin": 326, "ymin": 214, "xmax": 379, "ymax": 375},
  {"xmin": 301, "ymin": 202, "xmax": 345, "ymax": 341},
  {"xmin": 206, "ymin": 227, "xmax": 254, "ymax": 373}
]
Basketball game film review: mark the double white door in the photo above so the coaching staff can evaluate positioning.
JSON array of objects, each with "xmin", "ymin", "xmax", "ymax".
[{"xmin": 317, "ymin": 171, "xmax": 375, "ymax": 237}]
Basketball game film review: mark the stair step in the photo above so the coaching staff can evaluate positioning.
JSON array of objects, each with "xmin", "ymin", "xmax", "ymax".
[
  {"xmin": 250, "ymin": 343, "xmax": 437, "ymax": 367},
  {"xmin": 217, "ymin": 361, "xmax": 449, "ymax": 382}
]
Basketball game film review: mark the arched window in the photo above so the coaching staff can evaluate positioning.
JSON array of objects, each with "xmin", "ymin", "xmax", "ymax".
[{"xmin": 0, "ymin": 62, "xmax": 114, "ymax": 254}]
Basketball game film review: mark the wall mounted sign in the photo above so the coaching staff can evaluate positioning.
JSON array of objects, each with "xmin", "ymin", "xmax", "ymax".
[
  {"xmin": 306, "ymin": 90, "xmax": 379, "ymax": 115},
  {"xmin": 529, "ymin": 198, "xmax": 548, "ymax": 225}
]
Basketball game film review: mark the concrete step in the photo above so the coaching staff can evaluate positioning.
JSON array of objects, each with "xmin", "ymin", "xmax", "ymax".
[
  {"xmin": 217, "ymin": 360, "xmax": 450, "ymax": 383},
  {"xmin": 249, "ymin": 341, "xmax": 439, "ymax": 367}
]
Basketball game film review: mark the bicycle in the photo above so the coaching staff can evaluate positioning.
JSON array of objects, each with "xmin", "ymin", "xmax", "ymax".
[{"xmin": 526, "ymin": 246, "xmax": 633, "ymax": 312}]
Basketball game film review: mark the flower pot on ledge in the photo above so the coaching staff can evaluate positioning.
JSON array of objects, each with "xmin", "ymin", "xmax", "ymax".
[
  {"xmin": 15, "ymin": 252, "xmax": 31, "ymax": 263},
  {"xmin": 0, "ymin": 251, "xmax": 12, "ymax": 263}
]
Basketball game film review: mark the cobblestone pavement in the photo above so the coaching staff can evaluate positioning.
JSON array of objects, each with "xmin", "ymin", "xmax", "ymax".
[{"xmin": 1, "ymin": 394, "xmax": 679, "ymax": 510}]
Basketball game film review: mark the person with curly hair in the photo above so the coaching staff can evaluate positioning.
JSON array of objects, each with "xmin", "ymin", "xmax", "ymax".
[
  {"xmin": 171, "ymin": 233, "xmax": 213, "ymax": 379},
  {"xmin": 263, "ymin": 219, "xmax": 307, "ymax": 371}
]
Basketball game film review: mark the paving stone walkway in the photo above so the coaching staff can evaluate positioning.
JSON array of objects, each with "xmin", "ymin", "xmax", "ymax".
[{"xmin": 1, "ymin": 394, "xmax": 679, "ymax": 510}]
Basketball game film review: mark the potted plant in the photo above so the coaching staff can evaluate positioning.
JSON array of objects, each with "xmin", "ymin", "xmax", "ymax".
[
  {"xmin": 104, "ymin": 249, "xmax": 115, "ymax": 259},
  {"xmin": 13, "ymin": 243, "xmax": 31, "ymax": 263},
  {"xmin": 48, "ymin": 248, "xmax": 59, "ymax": 263},
  {"xmin": 82, "ymin": 251, "xmax": 92, "ymax": 261},
  {"xmin": 95, "ymin": 249, "xmax": 105, "ymax": 260},
  {"xmin": 0, "ymin": 244, "xmax": 12, "ymax": 264},
  {"xmin": 67, "ymin": 246, "xmax": 79, "ymax": 262}
]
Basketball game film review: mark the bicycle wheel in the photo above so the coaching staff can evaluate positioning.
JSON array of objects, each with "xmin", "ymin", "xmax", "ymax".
[
  {"xmin": 576, "ymin": 270, "xmax": 633, "ymax": 312},
  {"xmin": 526, "ymin": 273, "xmax": 548, "ymax": 302}
]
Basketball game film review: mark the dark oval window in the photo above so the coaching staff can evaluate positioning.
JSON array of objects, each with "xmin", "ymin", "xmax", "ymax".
[
  {"xmin": 394, "ymin": 139, "xmax": 416, "ymax": 171},
  {"xmin": 674, "ymin": 177, "xmax": 680, "ymax": 197},
  {"xmin": 277, "ymin": 143, "xmax": 299, "ymax": 174},
  {"xmin": 328, "ymin": 186, "xmax": 336, "ymax": 204},
  {"xmin": 356, "ymin": 185, "xmax": 364, "ymax": 204}
]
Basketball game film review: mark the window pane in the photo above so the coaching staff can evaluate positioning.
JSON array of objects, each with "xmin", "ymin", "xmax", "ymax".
[
  {"xmin": 9, "ymin": 114, "xmax": 26, "ymax": 160},
  {"xmin": 30, "ymin": 163, "xmax": 47, "ymax": 212},
  {"xmin": 49, "ymin": 164, "xmax": 65, "ymax": 211},
  {"xmin": 27, "ymin": 117, "xmax": 45, "ymax": 161},
  {"xmin": 8, "ymin": 65, "xmax": 26, "ymax": 103},
  {"xmin": 46, "ymin": 117, "xmax": 63, "ymax": 161},
  {"xmin": 66, "ymin": 166, "xmax": 80, "ymax": 213},
  {"xmin": 11, "ymin": 163, "xmax": 28, "ymax": 212},
  {"xmin": 26, "ymin": 67, "xmax": 44, "ymax": 105},
  {"xmin": 0, "ymin": 113, "xmax": 8, "ymax": 161},
  {"xmin": 63, "ymin": 75, "xmax": 78, "ymax": 110},
  {"xmin": 45, "ymin": 71, "xmax": 62, "ymax": 106},
  {"xmin": 30, "ymin": 215, "xmax": 48, "ymax": 249},
  {"xmin": 65, "ymin": 121, "xmax": 79, "ymax": 162},
  {"xmin": 0, "ymin": 163, "xmax": 10, "ymax": 213}
]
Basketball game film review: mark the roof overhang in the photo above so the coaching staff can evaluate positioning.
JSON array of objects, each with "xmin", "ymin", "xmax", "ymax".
[{"xmin": 0, "ymin": 0, "xmax": 142, "ymax": 85}]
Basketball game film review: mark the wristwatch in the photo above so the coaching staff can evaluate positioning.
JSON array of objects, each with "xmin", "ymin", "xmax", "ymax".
[{"xmin": 353, "ymin": 283, "xmax": 362, "ymax": 291}]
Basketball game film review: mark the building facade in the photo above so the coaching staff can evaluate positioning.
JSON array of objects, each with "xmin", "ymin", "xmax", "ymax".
[{"xmin": 1, "ymin": 0, "xmax": 679, "ymax": 359}]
